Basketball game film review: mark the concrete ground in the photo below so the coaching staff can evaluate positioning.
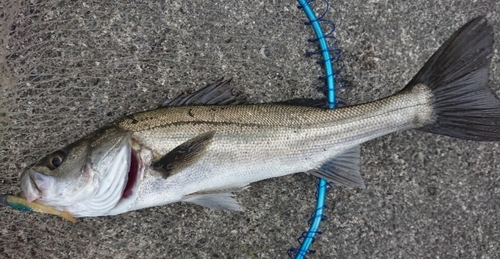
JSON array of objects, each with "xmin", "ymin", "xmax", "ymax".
[{"xmin": 1, "ymin": 0, "xmax": 499, "ymax": 258}]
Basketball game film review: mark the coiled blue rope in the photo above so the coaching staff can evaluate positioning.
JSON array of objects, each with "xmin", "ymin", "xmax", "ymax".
[
  {"xmin": 288, "ymin": 0, "xmax": 342, "ymax": 258},
  {"xmin": 299, "ymin": 0, "xmax": 336, "ymax": 109}
]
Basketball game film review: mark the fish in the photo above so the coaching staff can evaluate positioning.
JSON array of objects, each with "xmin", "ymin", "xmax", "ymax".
[{"xmin": 19, "ymin": 16, "xmax": 500, "ymax": 218}]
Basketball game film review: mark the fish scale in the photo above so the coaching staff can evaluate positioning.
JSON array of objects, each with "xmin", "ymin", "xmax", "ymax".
[
  {"xmin": 111, "ymin": 84, "xmax": 433, "ymax": 214},
  {"xmin": 123, "ymin": 84, "xmax": 431, "ymax": 157}
]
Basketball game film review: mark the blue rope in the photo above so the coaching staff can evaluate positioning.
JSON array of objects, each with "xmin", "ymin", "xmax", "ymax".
[
  {"xmin": 298, "ymin": 0, "xmax": 336, "ymax": 109},
  {"xmin": 288, "ymin": 0, "xmax": 342, "ymax": 258}
]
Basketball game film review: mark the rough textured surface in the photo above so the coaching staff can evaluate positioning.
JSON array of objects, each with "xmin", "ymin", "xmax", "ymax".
[{"xmin": 1, "ymin": 0, "xmax": 499, "ymax": 258}]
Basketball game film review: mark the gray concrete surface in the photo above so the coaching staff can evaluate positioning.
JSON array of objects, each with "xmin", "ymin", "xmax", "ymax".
[{"xmin": 1, "ymin": 0, "xmax": 499, "ymax": 258}]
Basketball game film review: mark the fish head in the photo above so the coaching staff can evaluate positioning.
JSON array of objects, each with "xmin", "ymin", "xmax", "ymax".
[
  {"xmin": 20, "ymin": 127, "xmax": 134, "ymax": 216},
  {"xmin": 21, "ymin": 141, "xmax": 90, "ymax": 205}
]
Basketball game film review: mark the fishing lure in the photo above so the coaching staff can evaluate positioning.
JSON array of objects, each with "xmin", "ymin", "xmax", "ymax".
[{"xmin": 0, "ymin": 194, "xmax": 77, "ymax": 223}]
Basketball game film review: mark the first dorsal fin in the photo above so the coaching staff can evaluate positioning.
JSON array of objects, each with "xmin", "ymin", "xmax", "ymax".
[{"xmin": 161, "ymin": 78, "xmax": 246, "ymax": 107}]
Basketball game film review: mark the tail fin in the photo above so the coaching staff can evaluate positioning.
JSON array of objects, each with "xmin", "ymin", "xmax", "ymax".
[{"xmin": 408, "ymin": 16, "xmax": 500, "ymax": 141}]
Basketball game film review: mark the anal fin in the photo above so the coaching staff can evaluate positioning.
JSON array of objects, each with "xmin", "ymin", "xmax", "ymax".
[{"xmin": 309, "ymin": 145, "xmax": 365, "ymax": 188}]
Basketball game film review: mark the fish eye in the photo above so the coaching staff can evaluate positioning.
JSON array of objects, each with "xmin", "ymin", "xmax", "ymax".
[{"xmin": 47, "ymin": 151, "xmax": 65, "ymax": 170}]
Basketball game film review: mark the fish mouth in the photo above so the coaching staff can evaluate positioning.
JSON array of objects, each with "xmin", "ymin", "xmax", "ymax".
[
  {"xmin": 120, "ymin": 148, "xmax": 140, "ymax": 201},
  {"xmin": 20, "ymin": 170, "xmax": 43, "ymax": 203}
]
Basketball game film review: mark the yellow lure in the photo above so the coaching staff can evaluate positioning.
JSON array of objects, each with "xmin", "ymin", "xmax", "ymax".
[{"xmin": 0, "ymin": 194, "xmax": 77, "ymax": 223}]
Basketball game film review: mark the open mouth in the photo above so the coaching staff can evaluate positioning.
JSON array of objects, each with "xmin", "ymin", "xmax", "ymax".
[
  {"xmin": 121, "ymin": 149, "xmax": 139, "ymax": 199},
  {"xmin": 20, "ymin": 170, "xmax": 43, "ymax": 203}
]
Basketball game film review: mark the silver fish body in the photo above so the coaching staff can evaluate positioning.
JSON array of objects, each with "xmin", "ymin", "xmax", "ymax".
[
  {"xmin": 20, "ymin": 17, "xmax": 500, "ymax": 217},
  {"xmin": 110, "ymin": 84, "xmax": 432, "ymax": 215}
]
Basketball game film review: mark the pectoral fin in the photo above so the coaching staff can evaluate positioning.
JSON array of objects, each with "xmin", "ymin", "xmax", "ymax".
[
  {"xmin": 151, "ymin": 131, "xmax": 216, "ymax": 178},
  {"xmin": 309, "ymin": 145, "xmax": 365, "ymax": 188},
  {"xmin": 183, "ymin": 192, "xmax": 244, "ymax": 211}
]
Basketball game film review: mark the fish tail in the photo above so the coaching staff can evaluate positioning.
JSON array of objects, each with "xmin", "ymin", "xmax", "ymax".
[{"xmin": 406, "ymin": 16, "xmax": 500, "ymax": 141}]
